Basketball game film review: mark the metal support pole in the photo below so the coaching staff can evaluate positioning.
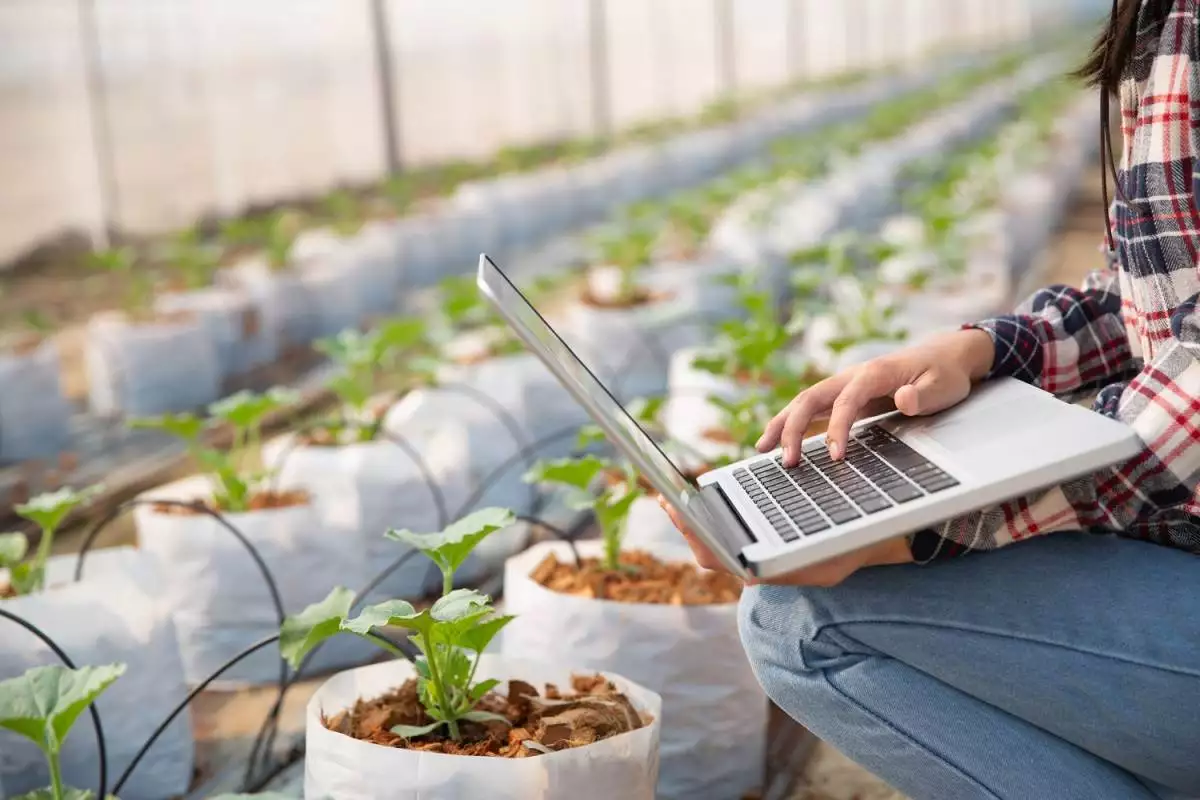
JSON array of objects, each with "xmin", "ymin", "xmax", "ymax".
[
  {"xmin": 76, "ymin": 0, "xmax": 117, "ymax": 246},
  {"xmin": 370, "ymin": 0, "xmax": 402, "ymax": 174},
  {"xmin": 587, "ymin": 0, "xmax": 612, "ymax": 138},
  {"xmin": 786, "ymin": 0, "xmax": 806, "ymax": 79},
  {"xmin": 715, "ymin": 0, "xmax": 736, "ymax": 96}
]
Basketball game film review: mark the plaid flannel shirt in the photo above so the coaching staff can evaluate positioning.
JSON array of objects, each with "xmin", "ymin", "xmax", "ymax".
[{"xmin": 911, "ymin": 0, "xmax": 1200, "ymax": 561}]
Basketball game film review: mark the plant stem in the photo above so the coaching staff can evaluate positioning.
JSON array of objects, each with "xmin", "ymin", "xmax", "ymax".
[
  {"xmin": 48, "ymin": 748, "xmax": 64, "ymax": 800},
  {"xmin": 32, "ymin": 523, "xmax": 57, "ymax": 593},
  {"xmin": 442, "ymin": 567, "xmax": 453, "ymax": 597},
  {"xmin": 418, "ymin": 632, "xmax": 458, "ymax": 740}
]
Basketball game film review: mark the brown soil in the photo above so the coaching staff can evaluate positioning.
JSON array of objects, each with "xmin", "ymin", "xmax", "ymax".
[
  {"xmin": 151, "ymin": 489, "xmax": 309, "ymax": 516},
  {"xmin": 0, "ymin": 582, "xmax": 15, "ymax": 599},
  {"xmin": 324, "ymin": 673, "xmax": 648, "ymax": 757},
  {"xmin": 530, "ymin": 550, "xmax": 742, "ymax": 604},
  {"xmin": 578, "ymin": 286, "xmax": 668, "ymax": 311}
]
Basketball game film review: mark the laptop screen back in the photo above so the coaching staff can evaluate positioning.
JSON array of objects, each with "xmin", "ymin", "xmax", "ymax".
[{"xmin": 476, "ymin": 255, "xmax": 696, "ymax": 499}]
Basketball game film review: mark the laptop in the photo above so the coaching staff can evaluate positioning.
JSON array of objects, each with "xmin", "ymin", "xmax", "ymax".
[{"xmin": 477, "ymin": 254, "xmax": 1143, "ymax": 580}]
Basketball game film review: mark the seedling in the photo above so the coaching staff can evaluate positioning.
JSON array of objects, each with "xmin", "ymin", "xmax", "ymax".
[
  {"xmin": 427, "ymin": 275, "xmax": 524, "ymax": 361},
  {"xmin": 524, "ymin": 454, "xmax": 643, "ymax": 573},
  {"xmin": 129, "ymin": 388, "xmax": 298, "ymax": 512},
  {"xmin": 707, "ymin": 392, "xmax": 785, "ymax": 467},
  {"xmin": 693, "ymin": 277, "xmax": 805, "ymax": 386},
  {"xmin": 279, "ymin": 507, "xmax": 518, "ymax": 741},
  {"xmin": 168, "ymin": 227, "xmax": 219, "ymax": 290},
  {"xmin": 263, "ymin": 212, "xmax": 299, "ymax": 271},
  {"xmin": 89, "ymin": 247, "xmax": 152, "ymax": 316},
  {"xmin": 586, "ymin": 219, "xmax": 658, "ymax": 304},
  {"xmin": 0, "ymin": 662, "xmax": 126, "ymax": 800},
  {"xmin": 322, "ymin": 190, "xmax": 364, "ymax": 238},
  {"xmin": 0, "ymin": 486, "xmax": 103, "ymax": 596},
  {"xmin": 314, "ymin": 318, "xmax": 434, "ymax": 443}
]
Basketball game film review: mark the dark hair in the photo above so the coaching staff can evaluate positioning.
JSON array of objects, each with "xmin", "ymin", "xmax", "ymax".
[{"xmin": 1076, "ymin": 0, "xmax": 1168, "ymax": 93}]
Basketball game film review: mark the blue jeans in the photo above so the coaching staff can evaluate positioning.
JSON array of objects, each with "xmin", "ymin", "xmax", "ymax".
[{"xmin": 739, "ymin": 533, "xmax": 1200, "ymax": 800}]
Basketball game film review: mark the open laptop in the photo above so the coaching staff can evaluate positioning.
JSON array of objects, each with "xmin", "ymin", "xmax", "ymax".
[{"xmin": 477, "ymin": 254, "xmax": 1143, "ymax": 579}]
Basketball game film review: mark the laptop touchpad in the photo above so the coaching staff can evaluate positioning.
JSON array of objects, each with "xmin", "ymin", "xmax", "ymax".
[{"xmin": 895, "ymin": 398, "xmax": 1035, "ymax": 452}]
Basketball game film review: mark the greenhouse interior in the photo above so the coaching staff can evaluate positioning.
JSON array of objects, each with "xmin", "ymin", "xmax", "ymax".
[{"xmin": 2, "ymin": 1, "xmax": 1188, "ymax": 799}]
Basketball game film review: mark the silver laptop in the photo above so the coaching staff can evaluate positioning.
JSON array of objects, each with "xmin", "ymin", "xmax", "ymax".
[{"xmin": 477, "ymin": 255, "xmax": 1142, "ymax": 580}]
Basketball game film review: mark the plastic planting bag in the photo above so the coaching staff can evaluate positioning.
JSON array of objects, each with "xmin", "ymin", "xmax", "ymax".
[
  {"xmin": 261, "ymin": 434, "xmax": 466, "ymax": 603},
  {"xmin": 503, "ymin": 542, "xmax": 767, "ymax": 800},
  {"xmin": 662, "ymin": 347, "xmax": 746, "ymax": 467},
  {"xmin": 0, "ymin": 547, "xmax": 194, "ymax": 800},
  {"xmin": 560, "ymin": 272, "xmax": 706, "ymax": 403},
  {"xmin": 84, "ymin": 311, "xmax": 222, "ymax": 417},
  {"xmin": 383, "ymin": 387, "xmax": 538, "ymax": 566},
  {"xmin": 154, "ymin": 287, "xmax": 276, "ymax": 379},
  {"xmin": 0, "ymin": 339, "xmax": 71, "ymax": 462},
  {"xmin": 305, "ymin": 655, "xmax": 662, "ymax": 800},
  {"xmin": 622, "ymin": 495, "xmax": 689, "ymax": 550},
  {"xmin": 436, "ymin": 352, "xmax": 588, "ymax": 460},
  {"xmin": 133, "ymin": 475, "xmax": 372, "ymax": 685},
  {"xmin": 220, "ymin": 259, "xmax": 318, "ymax": 353}
]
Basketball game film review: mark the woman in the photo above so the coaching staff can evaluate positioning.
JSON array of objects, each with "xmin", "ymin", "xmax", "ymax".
[{"xmin": 662, "ymin": 2, "xmax": 1200, "ymax": 797}]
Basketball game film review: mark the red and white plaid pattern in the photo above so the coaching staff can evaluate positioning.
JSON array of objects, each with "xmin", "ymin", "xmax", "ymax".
[{"xmin": 921, "ymin": 1, "xmax": 1200, "ymax": 559}]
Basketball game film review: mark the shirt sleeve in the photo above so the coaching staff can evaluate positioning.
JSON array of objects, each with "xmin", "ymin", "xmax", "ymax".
[
  {"xmin": 965, "ymin": 259, "xmax": 1140, "ymax": 396},
  {"xmin": 910, "ymin": 294, "xmax": 1200, "ymax": 560}
]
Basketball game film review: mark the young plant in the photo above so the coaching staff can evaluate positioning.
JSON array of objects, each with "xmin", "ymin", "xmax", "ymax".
[
  {"xmin": 129, "ymin": 388, "xmax": 298, "ymax": 512},
  {"xmin": 89, "ymin": 247, "xmax": 152, "ymax": 316},
  {"xmin": 692, "ymin": 276, "xmax": 804, "ymax": 386},
  {"xmin": 0, "ymin": 486, "xmax": 103, "ymax": 596},
  {"xmin": 263, "ymin": 212, "xmax": 299, "ymax": 271},
  {"xmin": 427, "ymin": 275, "xmax": 524, "ymax": 361},
  {"xmin": 586, "ymin": 219, "xmax": 658, "ymax": 303},
  {"xmin": 168, "ymin": 227, "xmax": 219, "ymax": 290},
  {"xmin": 322, "ymin": 190, "xmax": 364, "ymax": 238},
  {"xmin": 707, "ymin": 390, "xmax": 792, "ymax": 467},
  {"xmin": 278, "ymin": 507, "xmax": 517, "ymax": 741},
  {"xmin": 524, "ymin": 454, "xmax": 643, "ymax": 573},
  {"xmin": 0, "ymin": 662, "xmax": 126, "ymax": 800},
  {"xmin": 314, "ymin": 318, "xmax": 433, "ymax": 443}
]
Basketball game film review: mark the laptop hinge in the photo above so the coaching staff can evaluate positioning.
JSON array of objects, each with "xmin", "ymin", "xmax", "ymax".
[{"xmin": 698, "ymin": 482, "xmax": 758, "ymax": 551}]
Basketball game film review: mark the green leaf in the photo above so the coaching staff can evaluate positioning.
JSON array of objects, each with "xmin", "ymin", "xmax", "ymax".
[
  {"xmin": 385, "ymin": 507, "xmax": 516, "ymax": 577},
  {"xmin": 0, "ymin": 664, "xmax": 126, "ymax": 755},
  {"xmin": 458, "ymin": 615, "xmax": 514, "ymax": 654},
  {"xmin": 390, "ymin": 720, "xmax": 444, "ymax": 739},
  {"xmin": 279, "ymin": 586, "xmax": 355, "ymax": 669},
  {"xmin": 429, "ymin": 589, "xmax": 490, "ymax": 623},
  {"xmin": 468, "ymin": 678, "xmax": 501, "ymax": 704},
  {"xmin": 574, "ymin": 425, "xmax": 607, "ymax": 450},
  {"xmin": 0, "ymin": 531, "xmax": 29, "ymax": 567},
  {"xmin": 523, "ymin": 455, "xmax": 608, "ymax": 492},
  {"xmin": 14, "ymin": 486, "xmax": 103, "ymax": 536},
  {"xmin": 127, "ymin": 412, "xmax": 204, "ymax": 443},
  {"xmin": 461, "ymin": 709, "xmax": 510, "ymax": 725},
  {"xmin": 209, "ymin": 387, "xmax": 297, "ymax": 431},
  {"xmin": 341, "ymin": 599, "xmax": 431, "ymax": 637}
]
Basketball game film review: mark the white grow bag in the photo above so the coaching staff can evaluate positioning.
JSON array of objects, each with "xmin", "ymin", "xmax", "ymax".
[
  {"xmin": 84, "ymin": 311, "xmax": 222, "ymax": 417},
  {"xmin": 0, "ymin": 547, "xmax": 193, "ymax": 800},
  {"xmin": 221, "ymin": 259, "xmax": 318, "ymax": 352},
  {"xmin": 0, "ymin": 339, "xmax": 71, "ymax": 462},
  {"xmin": 133, "ymin": 475, "xmax": 373, "ymax": 685},
  {"xmin": 559, "ymin": 270, "xmax": 706, "ymax": 402},
  {"xmin": 154, "ymin": 286, "xmax": 276, "ymax": 379},
  {"xmin": 382, "ymin": 385, "xmax": 539, "ymax": 564},
  {"xmin": 261, "ymin": 434, "xmax": 463, "ymax": 603},
  {"xmin": 662, "ymin": 346, "xmax": 747, "ymax": 468},
  {"xmin": 305, "ymin": 655, "xmax": 662, "ymax": 800},
  {"xmin": 503, "ymin": 541, "xmax": 767, "ymax": 800}
]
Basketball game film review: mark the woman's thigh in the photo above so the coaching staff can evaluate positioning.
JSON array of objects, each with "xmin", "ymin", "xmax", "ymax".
[{"xmin": 739, "ymin": 533, "xmax": 1200, "ymax": 794}]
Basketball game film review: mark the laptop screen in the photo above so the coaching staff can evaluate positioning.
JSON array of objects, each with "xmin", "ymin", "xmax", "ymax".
[{"xmin": 476, "ymin": 255, "xmax": 695, "ymax": 499}]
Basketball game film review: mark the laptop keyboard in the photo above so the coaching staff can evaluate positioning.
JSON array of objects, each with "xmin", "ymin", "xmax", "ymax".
[{"xmin": 732, "ymin": 425, "xmax": 959, "ymax": 542}]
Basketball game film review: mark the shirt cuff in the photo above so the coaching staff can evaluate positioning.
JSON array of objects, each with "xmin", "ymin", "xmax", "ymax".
[{"xmin": 961, "ymin": 316, "xmax": 1044, "ymax": 384}]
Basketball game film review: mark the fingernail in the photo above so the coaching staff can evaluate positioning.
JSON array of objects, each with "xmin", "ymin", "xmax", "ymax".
[
  {"xmin": 755, "ymin": 436, "xmax": 766, "ymax": 450},
  {"xmin": 828, "ymin": 441, "xmax": 841, "ymax": 460}
]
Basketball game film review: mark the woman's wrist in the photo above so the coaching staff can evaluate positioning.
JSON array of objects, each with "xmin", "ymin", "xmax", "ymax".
[{"xmin": 955, "ymin": 328, "xmax": 997, "ymax": 382}]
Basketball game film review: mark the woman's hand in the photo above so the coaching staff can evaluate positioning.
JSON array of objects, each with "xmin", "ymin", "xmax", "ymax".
[
  {"xmin": 759, "ymin": 328, "xmax": 995, "ymax": 467},
  {"xmin": 658, "ymin": 497, "xmax": 912, "ymax": 586}
]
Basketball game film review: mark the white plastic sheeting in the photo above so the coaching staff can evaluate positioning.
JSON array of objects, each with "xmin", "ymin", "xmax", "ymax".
[
  {"xmin": 304, "ymin": 655, "xmax": 663, "ymax": 800},
  {"xmin": 0, "ymin": 340, "xmax": 72, "ymax": 462}
]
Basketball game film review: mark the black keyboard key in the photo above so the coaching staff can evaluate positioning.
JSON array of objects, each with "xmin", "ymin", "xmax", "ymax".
[
  {"xmin": 883, "ymin": 481, "xmax": 923, "ymax": 503},
  {"xmin": 923, "ymin": 476, "xmax": 960, "ymax": 492},
  {"xmin": 856, "ymin": 496, "xmax": 893, "ymax": 514},
  {"xmin": 827, "ymin": 506, "xmax": 861, "ymax": 524},
  {"xmin": 796, "ymin": 517, "xmax": 830, "ymax": 535}
]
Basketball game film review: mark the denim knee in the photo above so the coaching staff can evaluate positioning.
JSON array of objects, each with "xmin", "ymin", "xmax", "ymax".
[{"xmin": 738, "ymin": 583, "xmax": 861, "ymax": 692}]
